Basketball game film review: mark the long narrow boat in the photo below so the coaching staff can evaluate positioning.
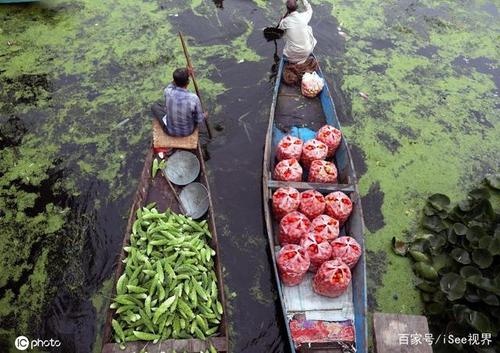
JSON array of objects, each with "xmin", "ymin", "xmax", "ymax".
[
  {"xmin": 262, "ymin": 56, "xmax": 368, "ymax": 353},
  {"xmin": 101, "ymin": 142, "xmax": 229, "ymax": 353}
]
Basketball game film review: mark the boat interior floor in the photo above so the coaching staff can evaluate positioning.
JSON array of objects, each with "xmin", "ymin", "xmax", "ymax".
[
  {"xmin": 146, "ymin": 168, "xmax": 183, "ymax": 214},
  {"xmin": 276, "ymin": 83, "xmax": 325, "ymax": 133}
]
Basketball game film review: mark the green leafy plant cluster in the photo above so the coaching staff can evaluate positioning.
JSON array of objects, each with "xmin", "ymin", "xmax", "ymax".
[{"xmin": 393, "ymin": 175, "xmax": 499, "ymax": 352}]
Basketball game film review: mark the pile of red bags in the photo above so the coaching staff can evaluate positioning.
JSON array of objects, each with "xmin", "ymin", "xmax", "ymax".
[
  {"xmin": 301, "ymin": 139, "xmax": 328, "ymax": 168},
  {"xmin": 270, "ymin": 180, "xmax": 359, "ymax": 296},
  {"xmin": 300, "ymin": 234, "xmax": 332, "ymax": 272},
  {"xmin": 272, "ymin": 187, "xmax": 301, "ymax": 220},
  {"xmin": 325, "ymin": 191, "xmax": 353, "ymax": 225},
  {"xmin": 310, "ymin": 214, "xmax": 339, "ymax": 243},
  {"xmin": 277, "ymin": 244, "xmax": 310, "ymax": 286},
  {"xmin": 313, "ymin": 259, "xmax": 352, "ymax": 298},
  {"xmin": 276, "ymin": 135, "xmax": 303, "ymax": 161},
  {"xmin": 279, "ymin": 211, "xmax": 311, "ymax": 245},
  {"xmin": 274, "ymin": 158, "xmax": 303, "ymax": 182},
  {"xmin": 308, "ymin": 160, "xmax": 338, "ymax": 183},
  {"xmin": 316, "ymin": 125, "xmax": 342, "ymax": 157},
  {"xmin": 331, "ymin": 236, "xmax": 362, "ymax": 268},
  {"xmin": 299, "ymin": 190, "xmax": 325, "ymax": 220}
]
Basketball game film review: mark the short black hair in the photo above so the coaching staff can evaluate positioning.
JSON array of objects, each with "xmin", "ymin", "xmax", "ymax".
[
  {"xmin": 286, "ymin": 0, "xmax": 297, "ymax": 12},
  {"xmin": 173, "ymin": 68, "xmax": 189, "ymax": 87}
]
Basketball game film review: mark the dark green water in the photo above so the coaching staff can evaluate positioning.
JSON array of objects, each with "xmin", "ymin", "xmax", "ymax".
[{"xmin": 0, "ymin": 0, "xmax": 498, "ymax": 352}]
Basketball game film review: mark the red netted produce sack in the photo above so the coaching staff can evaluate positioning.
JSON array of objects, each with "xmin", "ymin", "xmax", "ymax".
[
  {"xmin": 331, "ymin": 236, "xmax": 362, "ymax": 268},
  {"xmin": 301, "ymin": 139, "xmax": 328, "ymax": 168},
  {"xmin": 276, "ymin": 135, "xmax": 303, "ymax": 161},
  {"xmin": 299, "ymin": 190, "xmax": 325, "ymax": 220},
  {"xmin": 316, "ymin": 125, "xmax": 342, "ymax": 157},
  {"xmin": 272, "ymin": 187, "xmax": 301, "ymax": 220},
  {"xmin": 279, "ymin": 211, "xmax": 311, "ymax": 245},
  {"xmin": 274, "ymin": 158, "xmax": 303, "ymax": 182},
  {"xmin": 310, "ymin": 214, "xmax": 340, "ymax": 243},
  {"xmin": 325, "ymin": 191, "xmax": 353, "ymax": 225},
  {"xmin": 308, "ymin": 160, "xmax": 338, "ymax": 184},
  {"xmin": 300, "ymin": 233, "xmax": 332, "ymax": 272},
  {"xmin": 313, "ymin": 259, "xmax": 351, "ymax": 297},
  {"xmin": 277, "ymin": 244, "xmax": 310, "ymax": 286}
]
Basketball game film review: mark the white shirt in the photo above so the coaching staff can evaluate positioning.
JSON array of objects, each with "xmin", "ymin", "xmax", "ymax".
[{"xmin": 278, "ymin": 0, "xmax": 317, "ymax": 64}]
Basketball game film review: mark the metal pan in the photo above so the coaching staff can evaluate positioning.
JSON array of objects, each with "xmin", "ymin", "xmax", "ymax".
[
  {"xmin": 179, "ymin": 182, "xmax": 209, "ymax": 219},
  {"xmin": 164, "ymin": 150, "xmax": 200, "ymax": 186}
]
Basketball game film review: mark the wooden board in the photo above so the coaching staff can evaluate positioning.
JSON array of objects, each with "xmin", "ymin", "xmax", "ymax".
[{"xmin": 373, "ymin": 313, "xmax": 432, "ymax": 353}]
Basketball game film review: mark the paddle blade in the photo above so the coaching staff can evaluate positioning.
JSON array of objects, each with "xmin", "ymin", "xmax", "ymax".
[{"xmin": 263, "ymin": 27, "xmax": 284, "ymax": 41}]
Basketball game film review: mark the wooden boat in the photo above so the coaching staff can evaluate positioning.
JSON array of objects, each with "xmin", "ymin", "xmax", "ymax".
[
  {"xmin": 262, "ymin": 56, "xmax": 368, "ymax": 353},
  {"xmin": 101, "ymin": 140, "xmax": 229, "ymax": 353},
  {"xmin": 0, "ymin": 1, "xmax": 38, "ymax": 3}
]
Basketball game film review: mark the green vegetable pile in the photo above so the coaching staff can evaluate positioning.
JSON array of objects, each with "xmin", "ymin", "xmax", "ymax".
[
  {"xmin": 393, "ymin": 175, "xmax": 500, "ymax": 352},
  {"xmin": 110, "ymin": 204, "xmax": 223, "ymax": 348}
]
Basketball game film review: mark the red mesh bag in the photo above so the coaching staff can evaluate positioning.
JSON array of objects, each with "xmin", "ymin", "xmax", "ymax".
[
  {"xmin": 308, "ymin": 160, "xmax": 338, "ymax": 183},
  {"xmin": 299, "ymin": 190, "xmax": 325, "ymax": 220},
  {"xmin": 300, "ymin": 233, "xmax": 332, "ymax": 272},
  {"xmin": 316, "ymin": 125, "xmax": 342, "ymax": 157},
  {"xmin": 274, "ymin": 159, "xmax": 303, "ymax": 182},
  {"xmin": 331, "ymin": 236, "xmax": 362, "ymax": 268},
  {"xmin": 313, "ymin": 259, "xmax": 351, "ymax": 297},
  {"xmin": 325, "ymin": 191, "xmax": 352, "ymax": 225},
  {"xmin": 279, "ymin": 211, "xmax": 311, "ymax": 245},
  {"xmin": 277, "ymin": 244, "xmax": 310, "ymax": 286},
  {"xmin": 272, "ymin": 187, "xmax": 301, "ymax": 220},
  {"xmin": 310, "ymin": 214, "xmax": 340, "ymax": 243},
  {"xmin": 301, "ymin": 139, "xmax": 328, "ymax": 168},
  {"xmin": 276, "ymin": 135, "xmax": 303, "ymax": 161}
]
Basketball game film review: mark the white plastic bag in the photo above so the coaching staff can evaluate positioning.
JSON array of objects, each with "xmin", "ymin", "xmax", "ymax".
[{"xmin": 301, "ymin": 72, "xmax": 324, "ymax": 98}]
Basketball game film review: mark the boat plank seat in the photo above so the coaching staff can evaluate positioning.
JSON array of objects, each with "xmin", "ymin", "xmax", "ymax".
[
  {"xmin": 373, "ymin": 312, "xmax": 432, "ymax": 353},
  {"xmin": 152, "ymin": 119, "xmax": 198, "ymax": 150}
]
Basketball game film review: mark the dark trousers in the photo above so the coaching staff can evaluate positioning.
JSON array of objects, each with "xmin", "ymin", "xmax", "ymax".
[{"xmin": 151, "ymin": 102, "xmax": 169, "ymax": 135}]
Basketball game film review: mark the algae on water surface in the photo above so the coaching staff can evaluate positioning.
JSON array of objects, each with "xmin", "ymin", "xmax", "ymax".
[{"xmin": 326, "ymin": 0, "xmax": 500, "ymax": 313}]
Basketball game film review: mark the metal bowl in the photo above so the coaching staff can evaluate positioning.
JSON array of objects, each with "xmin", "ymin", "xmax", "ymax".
[
  {"xmin": 164, "ymin": 150, "xmax": 200, "ymax": 186},
  {"xmin": 179, "ymin": 182, "xmax": 209, "ymax": 219}
]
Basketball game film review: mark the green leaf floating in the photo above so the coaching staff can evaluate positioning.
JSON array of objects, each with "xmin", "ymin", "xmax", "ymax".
[
  {"xmin": 414, "ymin": 262, "xmax": 438, "ymax": 280},
  {"xmin": 466, "ymin": 310, "xmax": 492, "ymax": 333},
  {"xmin": 428, "ymin": 193, "xmax": 450, "ymax": 211},
  {"xmin": 485, "ymin": 173, "xmax": 500, "ymax": 190},
  {"xmin": 399, "ymin": 176, "xmax": 499, "ymax": 339},
  {"xmin": 440, "ymin": 273, "xmax": 466, "ymax": 301},
  {"xmin": 451, "ymin": 248, "xmax": 470, "ymax": 264},
  {"xmin": 471, "ymin": 249, "xmax": 493, "ymax": 269}
]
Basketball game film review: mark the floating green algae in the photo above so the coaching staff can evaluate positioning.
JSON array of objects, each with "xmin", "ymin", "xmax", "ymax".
[
  {"xmin": 0, "ymin": 0, "xmax": 262, "ymax": 349},
  {"xmin": 322, "ymin": 0, "xmax": 500, "ymax": 314}
]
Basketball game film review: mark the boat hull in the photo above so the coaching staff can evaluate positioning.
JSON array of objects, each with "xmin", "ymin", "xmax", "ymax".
[
  {"xmin": 101, "ymin": 144, "xmax": 229, "ymax": 353},
  {"xmin": 263, "ymin": 56, "xmax": 368, "ymax": 353}
]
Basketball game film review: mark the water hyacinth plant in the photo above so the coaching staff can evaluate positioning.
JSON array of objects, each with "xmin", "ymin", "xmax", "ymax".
[{"xmin": 393, "ymin": 174, "xmax": 499, "ymax": 353}]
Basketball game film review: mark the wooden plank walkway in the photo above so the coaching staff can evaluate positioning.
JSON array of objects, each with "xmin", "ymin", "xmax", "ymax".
[{"xmin": 373, "ymin": 312, "xmax": 432, "ymax": 353}]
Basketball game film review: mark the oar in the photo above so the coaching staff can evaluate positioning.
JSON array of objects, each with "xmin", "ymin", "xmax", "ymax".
[
  {"xmin": 162, "ymin": 164, "xmax": 187, "ymax": 215},
  {"xmin": 263, "ymin": 11, "xmax": 287, "ymax": 41},
  {"xmin": 178, "ymin": 32, "xmax": 213, "ymax": 139}
]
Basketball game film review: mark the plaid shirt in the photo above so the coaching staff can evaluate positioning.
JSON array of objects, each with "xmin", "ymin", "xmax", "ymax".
[{"xmin": 162, "ymin": 83, "xmax": 204, "ymax": 137}]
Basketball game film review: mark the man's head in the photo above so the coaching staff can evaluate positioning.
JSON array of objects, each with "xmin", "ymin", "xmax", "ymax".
[
  {"xmin": 173, "ymin": 68, "xmax": 190, "ymax": 87},
  {"xmin": 286, "ymin": 0, "xmax": 297, "ymax": 13}
]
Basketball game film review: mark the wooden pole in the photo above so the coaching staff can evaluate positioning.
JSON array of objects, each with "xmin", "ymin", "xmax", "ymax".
[{"xmin": 179, "ymin": 32, "xmax": 213, "ymax": 139}]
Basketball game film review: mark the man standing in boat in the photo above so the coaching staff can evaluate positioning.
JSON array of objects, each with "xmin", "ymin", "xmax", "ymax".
[
  {"xmin": 279, "ymin": 0, "xmax": 317, "ymax": 64},
  {"xmin": 151, "ymin": 68, "xmax": 207, "ymax": 137}
]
